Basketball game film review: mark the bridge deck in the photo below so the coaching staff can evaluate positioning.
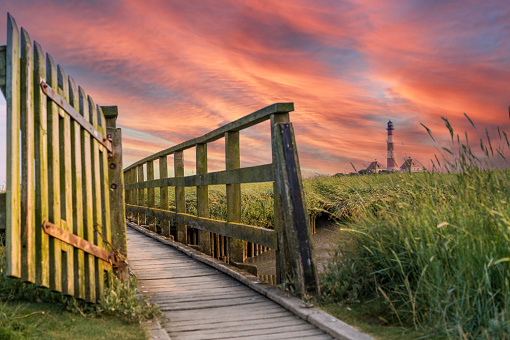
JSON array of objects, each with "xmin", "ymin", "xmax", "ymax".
[{"xmin": 127, "ymin": 227, "xmax": 334, "ymax": 340}]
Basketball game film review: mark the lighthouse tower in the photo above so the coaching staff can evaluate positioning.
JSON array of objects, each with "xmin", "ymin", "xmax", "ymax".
[{"xmin": 386, "ymin": 120, "xmax": 398, "ymax": 171}]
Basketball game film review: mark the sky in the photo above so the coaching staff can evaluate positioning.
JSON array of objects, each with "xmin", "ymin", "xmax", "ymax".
[{"xmin": 0, "ymin": 0, "xmax": 509, "ymax": 182}]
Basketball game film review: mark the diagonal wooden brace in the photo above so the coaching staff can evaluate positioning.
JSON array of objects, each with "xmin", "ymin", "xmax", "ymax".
[{"xmin": 42, "ymin": 221, "xmax": 116, "ymax": 266}]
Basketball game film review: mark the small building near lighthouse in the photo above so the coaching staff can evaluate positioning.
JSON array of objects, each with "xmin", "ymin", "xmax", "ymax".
[
  {"xmin": 366, "ymin": 160, "xmax": 385, "ymax": 173},
  {"xmin": 400, "ymin": 157, "xmax": 424, "ymax": 173}
]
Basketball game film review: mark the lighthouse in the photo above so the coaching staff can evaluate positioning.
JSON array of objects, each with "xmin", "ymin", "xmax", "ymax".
[{"xmin": 386, "ymin": 120, "xmax": 398, "ymax": 171}]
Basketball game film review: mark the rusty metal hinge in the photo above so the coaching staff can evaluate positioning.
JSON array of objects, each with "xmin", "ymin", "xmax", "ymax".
[
  {"xmin": 40, "ymin": 80, "xmax": 113, "ymax": 153},
  {"xmin": 42, "ymin": 221, "xmax": 117, "ymax": 266}
]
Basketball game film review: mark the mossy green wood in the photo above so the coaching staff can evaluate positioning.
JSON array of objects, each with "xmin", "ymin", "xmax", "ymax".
[
  {"xmin": 20, "ymin": 27, "xmax": 36, "ymax": 283},
  {"xmin": 226, "ymin": 131, "xmax": 244, "ymax": 263},
  {"xmin": 0, "ymin": 45, "xmax": 6, "ymax": 95},
  {"xmin": 58, "ymin": 65, "xmax": 75, "ymax": 297},
  {"xmin": 104, "ymin": 106, "xmax": 128, "ymax": 281},
  {"xmin": 272, "ymin": 122, "xmax": 319, "ymax": 297},
  {"xmin": 125, "ymin": 205, "xmax": 277, "ymax": 249},
  {"xmin": 89, "ymin": 97, "xmax": 105, "ymax": 299},
  {"xmin": 126, "ymin": 164, "xmax": 274, "ymax": 190},
  {"xmin": 6, "ymin": 13, "xmax": 21, "ymax": 278},
  {"xmin": 33, "ymin": 41, "xmax": 50, "ymax": 288},
  {"xmin": 175, "ymin": 151, "xmax": 186, "ymax": 243},
  {"xmin": 98, "ymin": 105, "xmax": 113, "ymax": 283},
  {"xmin": 0, "ymin": 193, "xmax": 6, "ymax": 230},
  {"xmin": 125, "ymin": 103, "xmax": 294, "ymax": 172},
  {"xmin": 128, "ymin": 168, "xmax": 134, "ymax": 221},
  {"xmin": 270, "ymin": 113, "xmax": 289, "ymax": 285},
  {"xmin": 159, "ymin": 156, "xmax": 170, "ymax": 237},
  {"xmin": 197, "ymin": 143, "xmax": 211, "ymax": 255},
  {"xmin": 132, "ymin": 168, "xmax": 138, "ymax": 223},
  {"xmin": 69, "ymin": 76, "xmax": 86, "ymax": 300},
  {"xmin": 147, "ymin": 160, "xmax": 156, "ymax": 231},
  {"xmin": 45, "ymin": 53, "xmax": 62, "ymax": 292},
  {"xmin": 137, "ymin": 164, "xmax": 145, "ymax": 226},
  {"xmin": 80, "ymin": 87, "xmax": 96, "ymax": 302}
]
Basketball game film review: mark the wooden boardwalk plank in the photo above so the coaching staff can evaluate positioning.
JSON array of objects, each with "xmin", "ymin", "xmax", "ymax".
[{"xmin": 126, "ymin": 227, "xmax": 333, "ymax": 339}]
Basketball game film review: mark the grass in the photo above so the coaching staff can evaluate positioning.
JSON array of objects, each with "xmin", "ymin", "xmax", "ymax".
[
  {"xmin": 0, "ymin": 301, "xmax": 148, "ymax": 339},
  {"xmin": 0, "ymin": 240, "xmax": 160, "ymax": 339},
  {"xmin": 319, "ymin": 117, "xmax": 510, "ymax": 339}
]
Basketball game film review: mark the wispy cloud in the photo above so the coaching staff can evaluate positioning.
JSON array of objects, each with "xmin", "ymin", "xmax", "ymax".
[{"xmin": 0, "ymin": 0, "xmax": 508, "ymax": 179}]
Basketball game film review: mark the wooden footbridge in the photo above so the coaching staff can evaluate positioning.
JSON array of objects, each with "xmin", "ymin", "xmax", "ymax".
[{"xmin": 0, "ymin": 14, "xmax": 371, "ymax": 339}]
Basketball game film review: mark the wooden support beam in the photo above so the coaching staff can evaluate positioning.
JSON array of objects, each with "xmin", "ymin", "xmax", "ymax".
[
  {"xmin": 175, "ymin": 151, "xmax": 186, "ymax": 243},
  {"xmin": 270, "ymin": 112, "xmax": 289, "ymax": 285},
  {"xmin": 273, "ymin": 122, "xmax": 320, "ymax": 298},
  {"xmin": 125, "ymin": 205, "xmax": 277, "ymax": 249},
  {"xmin": 159, "ymin": 156, "xmax": 170, "ymax": 237},
  {"xmin": 226, "ymin": 131, "xmax": 244, "ymax": 264},
  {"xmin": 104, "ymin": 106, "xmax": 128, "ymax": 282},
  {"xmin": 125, "ymin": 164, "xmax": 274, "ymax": 190},
  {"xmin": 147, "ymin": 160, "xmax": 156, "ymax": 231},
  {"xmin": 196, "ymin": 143, "xmax": 211, "ymax": 255},
  {"xmin": 137, "ymin": 164, "xmax": 145, "ymax": 226}
]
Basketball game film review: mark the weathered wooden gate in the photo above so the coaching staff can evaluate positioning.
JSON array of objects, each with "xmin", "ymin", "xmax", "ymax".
[{"xmin": 0, "ymin": 14, "xmax": 126, "ymax": 302}]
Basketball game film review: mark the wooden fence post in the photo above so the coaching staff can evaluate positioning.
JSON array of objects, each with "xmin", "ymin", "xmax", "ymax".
[
  {"xmin": 196, "ymin": 143, "xmax": 211, "ymax": 255},
  {"xmin": 137, "ymin": 164, "xmax": 145, "ymax": 226},
  {"xmin": 159, "ymin": 156, "xmax": 170, "ymax": 237},
  {"xmin": 272, "ymin": 122, "xmax": 320, "ymax": 297},
  {"xmin": 226, "ymin": 131, "xmax": 244, "ymax": 264},
  {"xmin": 175, "ymin": 151, "xmax": 186, "ymax": 243},
  {"xmin": 147, "ymin": 160, "xmax": 156, "ymax": 232},
  {"xmin": 270, "ymin": 112, "xmax": 289, "ymax": 285},
  {"xmin": 103, "ymin": 106, "xmax": 128, "ymax": 282}
]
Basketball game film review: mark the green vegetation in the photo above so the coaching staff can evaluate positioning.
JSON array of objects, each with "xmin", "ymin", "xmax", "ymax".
[
  {"xmin": 0, "ymin": 242, "xmax": 160, "ymax": 339},
  {"xmin": 319, "ymin": 119, "xmax": 510, "ymax": 339}
]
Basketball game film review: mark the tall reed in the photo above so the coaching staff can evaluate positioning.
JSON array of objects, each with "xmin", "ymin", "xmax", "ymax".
[{"xmin": 322, "ymin": 116, "xmax": 510, "ymax": 338}]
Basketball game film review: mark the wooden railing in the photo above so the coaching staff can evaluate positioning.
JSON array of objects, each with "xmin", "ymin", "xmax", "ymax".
[{"xmin": 124, "ymin": 103, "xmax": 320, "ymax": 296}]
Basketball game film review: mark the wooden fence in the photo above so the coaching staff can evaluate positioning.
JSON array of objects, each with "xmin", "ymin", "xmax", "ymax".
[
  {"xmin": 124, "ymin": 103, "xmax": 320, "ymax": 296},
  {"xmin": 0, "ymin": 14, "xmax": 127, "ymax": 302}
]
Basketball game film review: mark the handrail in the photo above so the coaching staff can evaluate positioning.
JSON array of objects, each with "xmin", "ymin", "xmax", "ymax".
[
  {"xmin": 124, "ymin": 102, "xmax": 293, "ymax": 171},
  {"xmin": 123, "ymin": 102, "xmax": 320, "ymax": 297}
]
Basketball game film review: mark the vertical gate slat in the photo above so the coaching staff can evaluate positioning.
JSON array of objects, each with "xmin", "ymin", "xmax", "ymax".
[
  {"xmin": 147, "ymin": 160, "xmax": 155, "ymax": 232},
  {"xmin": 57, "ymin": 65, "xmax": 75, "ymax": 296},
  {"xmin": 45, "ymin": 53, "xmax": 62, "ymax": 292},
  {"xmin": 159, "ymin": 156, "xmax": 170, "ymax": 237},
  {"xmin": 80, "ymin": 87, "xmax": 96, "ymax": 302},
  {"xmin": 89, "ymin": 97, "xmax": 105, "ymax": 298},
  {"xmin": 33, "ymin": 41, "xmax": 49, "ymax": 288},
  {"xmin": 197, "ymin": 143, "xmax": 211, "ymax": 255},
  {"xmin": 69, "ymin": 76, "xmax": 85, "ymax": 299},
  {"xmin": 98, "ymin": 105, "xmax": 113, "ymax": 284},
  {"xmin": 20, "ymin": 27, "xmax": 36, "ymax": 283},
  {"xmin": 6, "ymin": 13, "xmax": 21, "ymax": 278},
  {"xmin": 226, "ymin": 131, "xmax": 243, "ymax": 264},
  {"xmin": 174, "ymin": 151, "xmax": 186, "ymax": 243}
]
